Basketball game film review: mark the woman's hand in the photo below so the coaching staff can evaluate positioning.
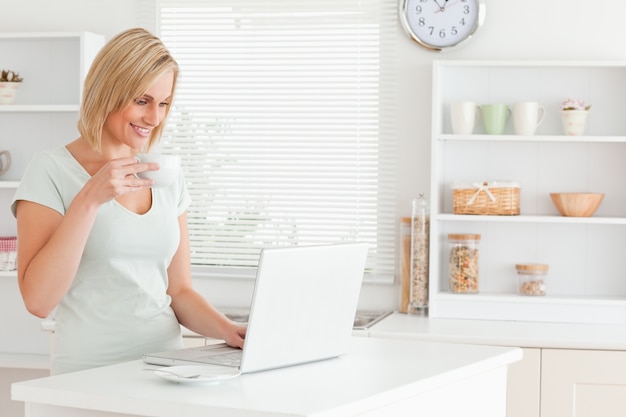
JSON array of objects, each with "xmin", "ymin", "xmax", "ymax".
[
  {"xmin": 168, "ymin": 213, "xmax": 247, "ymax": 349},
  {"xmin": 222, "ymin": 322, "xmax": 247, "ymax": 349},
  {"xmin": 80, "ymin": 156, "xmax": 157, "ymax": 205}
]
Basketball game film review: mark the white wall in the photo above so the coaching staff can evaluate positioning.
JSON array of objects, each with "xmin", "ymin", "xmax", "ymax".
[{"xmin": 2, "ymin": 0, "xmax": 626, "ymax": 317}]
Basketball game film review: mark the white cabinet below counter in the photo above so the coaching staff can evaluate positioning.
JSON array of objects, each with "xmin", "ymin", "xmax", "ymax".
[
  {"xmin": 541, "ymin": 348, "xmax": 626, "ymax": 417},
  {"xmin": 369, "ymin": 313, "xmax": 626, "ymax": 417}
]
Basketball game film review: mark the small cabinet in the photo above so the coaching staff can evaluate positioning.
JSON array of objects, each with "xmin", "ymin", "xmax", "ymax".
[{"xmin": 429, "ymin": 60, "xmax": 626, "ymax": 325}]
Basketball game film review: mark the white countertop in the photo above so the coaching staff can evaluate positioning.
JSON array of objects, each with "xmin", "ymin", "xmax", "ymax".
[
  {"xmin": 10, "ymin": 311, "xmax": 626, "ymax": 372},
  {"xmin": 371, "ymin": 313, "xmax": 626, "ymax": 350},
  {"xmin": 12, "ymin": 336, "xmax": 521, "ymax": 417}
]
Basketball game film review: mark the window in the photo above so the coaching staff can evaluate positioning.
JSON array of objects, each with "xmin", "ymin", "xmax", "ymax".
[{"xmin": 158, "ymin": 0, "xmax": 398, "ymax": 282}]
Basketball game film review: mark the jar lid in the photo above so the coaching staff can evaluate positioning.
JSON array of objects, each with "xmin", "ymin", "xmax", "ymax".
[
  {"xmin": 400, "ymin": 217, "xmax": 411, "ymax": 223},
  {"xmin": 515, "ymin": 263, "xmax": 549, "ymax": 271},
  {"xmin": 448, "ymin": 233, "xmax": 481, "ymax": 241}
]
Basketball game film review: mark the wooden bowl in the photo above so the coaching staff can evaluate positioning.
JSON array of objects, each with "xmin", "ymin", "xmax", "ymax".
[{"xmin": 550, "ymin": 193, "xmax": 604, "ymax": 217}]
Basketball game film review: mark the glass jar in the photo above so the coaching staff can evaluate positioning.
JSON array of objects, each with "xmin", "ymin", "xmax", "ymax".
[
  {"xmin": 399, "ymin": 217, "xmax": 412, "ymax": 313},
  {"xmin": 516, "ymin": 264, "xmax": 548, "ymax": 296},
  {"xmin": 448, "ymin": 233, "xmax": 480, "ymax": 294},
  {"xmin": 409, "ymin": 193, "xmax": 429, "ymax": 314}
]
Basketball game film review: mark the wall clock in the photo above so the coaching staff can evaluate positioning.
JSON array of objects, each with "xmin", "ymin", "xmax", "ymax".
[{"xmin": 399, "ymin": 0, "xmax": 486, "ymax": 52}]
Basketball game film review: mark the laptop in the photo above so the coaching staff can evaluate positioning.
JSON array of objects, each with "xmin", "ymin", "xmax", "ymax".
[{"xmin": 143, "ymin": 242, "xmax": 369, "ymax": 374}]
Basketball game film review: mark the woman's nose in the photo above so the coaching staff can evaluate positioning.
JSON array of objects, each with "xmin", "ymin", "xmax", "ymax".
[{"xmin": 143, "ymin": 104, "xmax": 161, "ymax": 126}]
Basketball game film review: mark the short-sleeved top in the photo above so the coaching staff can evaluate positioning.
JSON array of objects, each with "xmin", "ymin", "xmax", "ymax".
[{"xmin": 12, "ymin": 147, "xmax": 191, "ymax": 375}]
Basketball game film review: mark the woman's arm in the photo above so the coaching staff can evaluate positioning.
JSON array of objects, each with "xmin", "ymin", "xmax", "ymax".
[
  {"xmin": 15, "ymin": 156, "xmax": 155, "ymax": 318},
  {"xmin": 16, "ymin": 193, "xmax": 100, "ymax": 318},
  {"xmin": 167, "ymin": 213, "xmax": 246, "ymax": 348}
]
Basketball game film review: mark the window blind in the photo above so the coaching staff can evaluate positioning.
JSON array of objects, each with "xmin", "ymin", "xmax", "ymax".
[{"xmin": 158, "ymin": 0, "xmax": 398, "ymax": 282}]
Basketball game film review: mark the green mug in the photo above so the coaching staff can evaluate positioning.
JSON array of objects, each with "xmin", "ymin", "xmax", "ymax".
[{"xmin": 481, "ymin": 104, "xmax": 511, "ymax": 135}]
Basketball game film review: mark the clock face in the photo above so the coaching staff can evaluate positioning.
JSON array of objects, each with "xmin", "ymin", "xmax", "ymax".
[{"xmin": 400, "ymin": 0, "xmax": 484, "ymax": 51}]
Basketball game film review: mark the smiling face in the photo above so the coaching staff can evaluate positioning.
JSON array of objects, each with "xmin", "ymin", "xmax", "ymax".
[{"xmin": 101, "ymin": 71, "xmax": 174, "ymax": 154}]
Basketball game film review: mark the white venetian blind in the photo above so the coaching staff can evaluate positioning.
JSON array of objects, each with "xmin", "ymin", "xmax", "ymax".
[{"xmin": 158, "ymin": 0, "xmax": 398, "ymax": 282}]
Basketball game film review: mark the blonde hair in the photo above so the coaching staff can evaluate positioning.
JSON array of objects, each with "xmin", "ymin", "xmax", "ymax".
[{"xmin": 77, "ymin": 28, "xmax": 179, "ymax": 152}]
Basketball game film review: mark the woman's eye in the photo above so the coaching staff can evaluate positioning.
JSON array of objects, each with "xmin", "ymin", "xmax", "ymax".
[
  {"xmin": 135, "ymin": 98, "xmax": 148, "ymax": 105},
  {"xmin": 159, "ymin": 102, "xmax": 170, "ymax": 108}
]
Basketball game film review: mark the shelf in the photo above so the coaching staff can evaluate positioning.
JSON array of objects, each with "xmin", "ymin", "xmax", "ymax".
[
  {"xmin": 0, "ymin": 31, "xmax": 98, "ymax": 40},
  {"xmin": 430, "ymin": 292, "xmax": 626, "ymax": 325},
  {"xmin": 435, "ymin": 60, "xmax": 626, "ymax": 69},
  {"xmin": 435, "ymin": 292, "xmax": 626, "ymax": 306},
  {"xmin": 0, "ymin": 271, "xmax": 16, "ymax": 277},
  {"xmin": 435, "ymin": 214, "xmax": 626, "ymax": 225},
  {"xmin": 0, "ymin": 105, "xmax": 79, "ymax": 112},
  {"xmin": 0, "ymin": 181, "xmax": 19, "ymax": 188},
  {"xmin": 0, "ymin": 32, "xmax": 104, "ymax": 108},
  {"xmin": 439, "ymin": 134, "xmax": 626, "ymax": 143}
]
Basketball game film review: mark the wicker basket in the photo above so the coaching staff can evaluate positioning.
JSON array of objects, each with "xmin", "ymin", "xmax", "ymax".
[
  {"xmin": 452, "ymin": 181, "xmax": 520, "ymax": 215},
  {"xmin": 0, "ymin": 236, "xmax": 17, "ymax": 271}
]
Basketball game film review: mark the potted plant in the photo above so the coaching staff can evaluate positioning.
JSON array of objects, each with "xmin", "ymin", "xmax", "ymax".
[
  {"xmin": 0, "ymin": 69, "xmax": 24, "ymax": 105},
  {"xmin": 560, "ymin": 98, "xmax": 591, "ymax": 136}
]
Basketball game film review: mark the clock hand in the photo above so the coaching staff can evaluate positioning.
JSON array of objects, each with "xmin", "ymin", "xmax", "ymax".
[
  {"xmin": 435, "ymin": 0, "xmax": 461, "ymax": 13},
  {"xmin": 433, "ymin": 0, "xmax": 450, "ymax": 12}
]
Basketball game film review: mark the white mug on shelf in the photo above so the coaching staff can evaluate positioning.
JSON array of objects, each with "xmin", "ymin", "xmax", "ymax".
[
  {"xmin": 450, "ymin": 101, "xmax": 480, "ymax": 135},
  {"xmin": 513, "ymin": 101, "xmax": 545, "ymax": 135},
  {"xmin": 0, "ymin": 150, "xmax": 11, "ymax": 176}
]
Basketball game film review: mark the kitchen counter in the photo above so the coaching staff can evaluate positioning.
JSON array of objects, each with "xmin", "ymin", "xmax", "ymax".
[
  {"xmin": 370, "ymin": 313, "xmax": 626, "ymax": 350},
  {"xmin": 12, "ymin": 336, "xmax": 521, "ymax": 417}
]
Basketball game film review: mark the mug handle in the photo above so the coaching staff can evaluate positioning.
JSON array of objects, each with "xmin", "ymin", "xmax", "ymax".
[
  {"xmin": 536, "ymin": 106, "xmax": 546, "ymax": 127},
  {"xmin": 0, "ymin": 150, "xmax": 11, "ymax": 176},
  {"xmin": 474, "ymin": 105, "xmax": 481, "ymax": 123}
]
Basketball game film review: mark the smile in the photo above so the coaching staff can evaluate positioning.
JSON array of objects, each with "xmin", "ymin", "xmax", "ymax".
[{"xmin": 131, "ymin": 124, "xmax": 151, "ymax": 136}]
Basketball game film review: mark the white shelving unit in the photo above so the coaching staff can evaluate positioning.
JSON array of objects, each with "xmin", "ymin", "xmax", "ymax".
[
  {"xmin": 0, "ymin": 32, "xmax": 104, "ymax": 238},
  {"xmin": 0, "ymin": 33, "xmax": 104, "ymax": 364},
  {"xmin": 429, "ymin": 60, "xmax": 626, "ymax": 325},
  {"xmin": 0, "ymin": 32, "xmax": 104, "ymax": 181}
]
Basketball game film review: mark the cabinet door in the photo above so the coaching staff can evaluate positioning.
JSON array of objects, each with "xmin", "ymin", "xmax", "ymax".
[
  {"xmin": 541, "ymin": 348, "xmax": 626, "ymax": 417},
  {"xmin": 507, "ymin": 348, "xmax": 540, "ymax": 417}
]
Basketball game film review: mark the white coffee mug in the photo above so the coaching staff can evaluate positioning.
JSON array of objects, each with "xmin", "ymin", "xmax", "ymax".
[
  {"xmin": 0, "ymin": 150, "xmax": 10, "ymax": 176},
  {"xmin": 136, "ymin": 154, "xmax": 181, "ymax": 187},
  {"xmin": 513, "ymin": 102, "xmax": 545, "ymax": 135},
  {"xmin": 450, "ymin": 101, "xmax": 481, "ymax": 135}
]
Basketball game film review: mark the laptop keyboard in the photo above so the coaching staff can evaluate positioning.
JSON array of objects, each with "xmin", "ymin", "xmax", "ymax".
[
  {"xmin": 212, "ymin": 351, "xmax": 242, "ymax": 366},
  {"xmin": 198, "ymin": 345, "xmax": 243, "ymax": 366}
]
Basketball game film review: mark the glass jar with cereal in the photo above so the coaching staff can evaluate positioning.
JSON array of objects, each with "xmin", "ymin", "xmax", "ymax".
[
  {"xmin": 515, "ymin": 263, "xmax": 548, "ymax": 296},
  {"xmin": 409, "ymin": 193, "xmax": 429, "ymax": 314},
  {"xmin": 448, "ymin": 233, "xmax": 480, "ymax": 294}
]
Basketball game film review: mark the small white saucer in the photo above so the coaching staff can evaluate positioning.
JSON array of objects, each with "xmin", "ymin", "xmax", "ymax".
[{"xmin": 153, "ymin": 365, "xmax": 241, "ymax": 385}]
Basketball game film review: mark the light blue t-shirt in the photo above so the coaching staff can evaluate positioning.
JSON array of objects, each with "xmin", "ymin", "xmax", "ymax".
[{"xmin": 12, "ymin": 147, "xmax": 191, "ymax": 374}]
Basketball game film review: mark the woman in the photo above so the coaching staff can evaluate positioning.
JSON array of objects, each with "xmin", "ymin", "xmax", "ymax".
[{"xmin": 11, "ymin": 28, "xmax": 245, "ymax": 375}]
